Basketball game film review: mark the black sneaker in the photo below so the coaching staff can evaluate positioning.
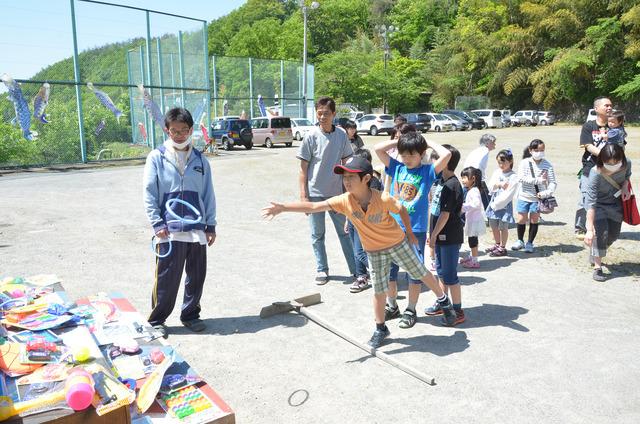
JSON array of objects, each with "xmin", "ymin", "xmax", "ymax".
[
  {"xmin": 181, "ymin": 318, "xmax": 206, "ymax": 332},
  {"xmin": 398, "ymin": 309, "xmax": 417, "ymax": 329},
  {"xmin": 384, "ymin": 304, "xmax": 400, "ymax": 320},
  {"xmin": 593, "ymin": 268, "xmax": 607, "ymax": 282},
  {"xmin": 440, "ymin": 302, "xmax": 457, "ymax": 326},
  {"xmin": 424, "ymin": 301, "xmax": 443, "ymax": 316},
  {"xmin": 367, "ymin": 327, "xmax": 390, "ymax": 349}
]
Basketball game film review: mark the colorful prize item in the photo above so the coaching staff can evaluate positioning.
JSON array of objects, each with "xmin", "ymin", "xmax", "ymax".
[
  {"xmin": 64, "ymin": 369, "xmax": 94, "ymax": 411},
  {"xmin": 0, "ymin": 73, "xmax": 33, "ymax": 140},
  {"xmin": 72, "ymin": 345, "xmax": 91, "ymax": 363},
  {"xmin": 137, "ymin": 84, "xmax": 165, "ymax": 127},
  {"xmin": 87, "ymin": 82, "xmax": 122, "ymax": 123},
  {"xmin": 136, "ymin": 349, "xmax": 174, "ymax": 413},
  {"xmin": 33, "ymin": 83, "xmax": 50, "ymax": 124},
  {"xmin": 159, "ymin": 385, "xmax": 214, "ymax": 421}
]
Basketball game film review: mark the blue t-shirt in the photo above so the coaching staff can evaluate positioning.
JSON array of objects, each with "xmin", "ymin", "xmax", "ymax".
[{"xmin": 386, "ymin": 157, "xmax": 436, "ymax": 232}]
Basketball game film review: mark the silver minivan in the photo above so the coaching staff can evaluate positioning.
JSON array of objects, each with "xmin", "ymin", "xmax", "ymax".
[
  {"xmin": 250, "ymin": 116, "xmax": 293, "ymax": 148},
  {"xmin": 512, "ymin": 110, "xmax": 539, "ymax": 127},
  {"xmin": 471, "ymin": 109, "xmax": 503, "ymax": 128}
]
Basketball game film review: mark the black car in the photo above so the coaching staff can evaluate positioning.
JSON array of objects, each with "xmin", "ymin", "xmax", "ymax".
[
  {"xmin": 404, "ymin": 113, "xmax": 431, "ymax": 133},
  {"xmin": 210, "ymin": 119, "xmax": 253, "ymax": 150},
  {"xmin": 442, "ymin": 109, "xmax": 485, "ymax": 129}
]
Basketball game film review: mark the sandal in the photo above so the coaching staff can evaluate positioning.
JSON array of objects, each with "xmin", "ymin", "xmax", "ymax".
[{"xmin": 398, "ymin": 309, "xmax": 417, "ymax": 329}]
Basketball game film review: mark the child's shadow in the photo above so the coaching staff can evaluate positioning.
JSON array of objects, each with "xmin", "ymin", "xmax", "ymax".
[
  {"xmin": 168, "ymin": 313, "xmax": 308, "ymax": 336},
  {"xmin": 422, "ymin": 303, "xmax": 529, "ymax": 332},
  {"xmin": 347, "ymin": 330, "xmax": 470, "ymax": 360}
]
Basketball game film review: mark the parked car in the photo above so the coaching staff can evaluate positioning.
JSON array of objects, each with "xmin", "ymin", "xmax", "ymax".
[
  {"xmin": 356, "ymin": 114, "xmax": 395, "ymax": 136},
  {"xmin": 250, "ymin": 116, "xmax": 293, "ymax": 148},
  {"xmin": 210, "ymin": 118, "xmax": 253, "ymax": 150},
  {"xmin": 586, "ymin": 108, "xmax": 597, "ymax": 122},
  {"xmin": 424, "ymin": 113, "xmax": 453, "ymax": 132},
  {"xmin": 404, "ymin": 113, "xmax": 431, "ymax": 133},
  {"xmin": 537, "ymin": 111, "xmax": 556, "ymax": 126},
  {"xmin": 471, "ymin": 109, "xmax": 503, "ymax": 128},
  {"xmin": 501, "ymin": 110, "xmax": 512, "ymax": 127},
  {"xmin": 442, "ymin": 114, "xmax": 470, "ymax": 131},
  {"xmin": 512, "ymin": 110, "xmax": 539, "ymax": 127},
  {"xmin": 442, "ymin": 109, "xmax": 485, "ymax": 129},
  {"xmin": 291, "ymin": 118, "xmax": 316, "ymax": 140}
]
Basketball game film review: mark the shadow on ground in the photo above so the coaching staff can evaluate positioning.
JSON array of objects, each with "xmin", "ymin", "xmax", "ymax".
[
  {"xmin": 619, "ymin": 231, "xmax": 640, "ymax": 241},
  {"xmin": 421, "ymin": 303, "xmax": 529, "ymax": 332},
  {"xmin": 167, "ymin": 312, "xmax": 308, "ymax": 336},
  {"xmin": 474, "ymin": 257, "xmax": 518, "ymax": 271}
]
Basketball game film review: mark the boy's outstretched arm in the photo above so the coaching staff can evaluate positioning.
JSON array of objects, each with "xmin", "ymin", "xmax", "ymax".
[
  {"xmin": 262, "ymin": 200, "xmax": 332, "ymax": 220},
  {"xmin": 429, "ymin": 140, "xmax": 452, "ymax": 174},
  {"xmin": 374, "ymin": 139, "xmax": 398, "ymax": 168}
]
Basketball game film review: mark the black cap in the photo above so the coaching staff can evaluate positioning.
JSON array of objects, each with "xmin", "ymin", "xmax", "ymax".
[{"xmin": 333, "ymin": 156, "xmax": 374, "ymax": 175}]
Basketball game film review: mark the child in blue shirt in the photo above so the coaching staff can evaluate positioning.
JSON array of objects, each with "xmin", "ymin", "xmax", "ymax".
[{"xmin": 374, "ymin": 132, "xmax": 452, "ymax": 328}]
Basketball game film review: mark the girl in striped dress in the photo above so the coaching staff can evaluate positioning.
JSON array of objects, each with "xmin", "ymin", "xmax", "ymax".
[{"xmin": 512, "ymin": 139, "xmax": 557, "ymax": 253}]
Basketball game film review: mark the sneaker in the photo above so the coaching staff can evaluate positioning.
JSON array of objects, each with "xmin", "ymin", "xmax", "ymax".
[
  {"xmin": 459, "ymin": 256, "xmax": 473, "ymax": 265},
  {"xmin": 181, "ymin": 318, "xmax": 206, "ymax": 333},
  {"xmin": 349, "ymin": 275, "xmax": 370, "ymax": 293},
  {"xmin": 424, "ymin": 301, "xmax": 443, "ymax": 316},
  {"xmin": 398, "ymin": 309, "xmax": 417, "ymax": 329},
  {"xmin": 367, "ymin": 327, "xmax": 390, "ymax": 348},
  {"xmin": 315, "ymin": 271, "xmax": 330, "ymax": 285},
  {"xmin": 524, "ymin": 242, "xmax": 535, "ymax": 253},
  {"xmin": 490, "ymin": 246, "xmax": 507, "ymax": 257},
  {"xmin": 575, "ymin": 229, "xmax": 586, "ymax": 240},
  {"xmin": 452, "ymin": 309, "xmax": 466, "ymax": 326},
  {"xmin": 485, "ymin": 244, "xmax": 500, "ymax": 253},
  {"xmin": 152, "ymin": 324, "xmax": 168, "ymax": 339},
  {"xmin": 384, "ymin": 304, "xmax": 400, "ymax": 320},
  {"xmin": 440, "ymin": 302, "xmax": 457, "ymax": 326},
  {"xmin": 462, "ymin": 258, "xmax": 480, "ymax": 269},
  {"xmin": 511, "ymin": 240, "xmax": 525, "ymax": 251},
  {"xmin": 593, "ymin": 268, "xmax": 607, "ymax": 282}
]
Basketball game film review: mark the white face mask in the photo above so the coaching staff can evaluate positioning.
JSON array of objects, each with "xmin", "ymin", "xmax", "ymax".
[
  {"xmin": 531, "ymin": 151, "xmax": 545, "ymax": 161},
  {"xmin": 603, "ymin": 162, "xmax": 622, "ymax": 172},
  {"xmin": 169, "ymin": 137, "xmax": 191, "ymax": 150}
]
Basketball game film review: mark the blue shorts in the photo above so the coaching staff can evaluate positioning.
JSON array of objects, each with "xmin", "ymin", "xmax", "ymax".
[
  {"xmin": 389, "ymin": 232, "xmax": 427, "ymax": 284},
  {"xmin": 435, "ymin": 244, "xmax": 461, "ymax": 285},
  {"xmin": 516, "ymin": 199, "xmax": 539, "ymax": 214}
]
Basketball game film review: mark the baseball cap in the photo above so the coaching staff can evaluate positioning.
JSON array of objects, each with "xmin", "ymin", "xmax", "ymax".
[{"xmin": 333, "ymin": 156, "xmax": 374, "ymax": 175}]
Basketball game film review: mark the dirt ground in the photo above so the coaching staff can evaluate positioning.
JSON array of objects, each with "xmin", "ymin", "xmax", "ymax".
[{"xmin": 1, "ymin": 125, "xmax": 639, "ymax": 423}]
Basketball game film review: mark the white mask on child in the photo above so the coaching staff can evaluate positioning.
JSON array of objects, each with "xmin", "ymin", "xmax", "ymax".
[
  {"xmin": 169, "ymin": 137, "xmax": 192, "ymax": 150},
  {"xmin": 531, "ymin": 151, "xmax": 545, "ymax": 161},
  {"xmin": 603, "ymin": 162, "xmax": 622, "ymax": 172}
]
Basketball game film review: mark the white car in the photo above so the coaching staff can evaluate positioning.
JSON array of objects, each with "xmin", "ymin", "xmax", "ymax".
[
  {"xmin": 586, "ymin": 109, "xmax": 596, "ymax": 122},
  {"xmin": 442, "ymin": 114, "xmax": 470, "ymax": 131},
  {"xmin": 291, "ymin": 118, "xmax": 316, "ymax": 140},
  {"xmin": 356, "ymin": 114, "xmax": 395, "ymax": 136},
  {"xmin": 424, "ymin": 113, "xmax": 453, "ymax": 132},
  {"xmin": 471, "ymin": 109, "xmax": 503, "ymax": 128}
]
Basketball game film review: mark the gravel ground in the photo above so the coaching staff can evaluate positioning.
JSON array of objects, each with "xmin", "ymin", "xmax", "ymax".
[{"xmin": 1, "ymin": 125, "xmax": 639, "ymax": 423}]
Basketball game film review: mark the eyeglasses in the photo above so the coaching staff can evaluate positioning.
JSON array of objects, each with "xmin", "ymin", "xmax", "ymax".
[{"xmin": 168, "ymin": 128, "xmax": 190, "ymax": 136}]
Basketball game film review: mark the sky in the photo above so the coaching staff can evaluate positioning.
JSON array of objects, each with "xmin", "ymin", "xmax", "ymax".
[{"xmin": 0, "ymin": 0, "xmax": 247, "ymax": 92}]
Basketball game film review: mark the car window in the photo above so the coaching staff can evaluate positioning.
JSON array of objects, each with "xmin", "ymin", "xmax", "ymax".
[
  {"xmin": 492, "ymin": 111, "xmax": 502, "ymax": 117},
  {"xmin": 417, "ymin": 114, "xmax": 429, "ymax": 120},
  {"xmin": 230, "ymin": 120, "xmax": 250, "ymax": 130},
  {"xmin": 435, "ymin": 114, "xmax": 448, "ymax": 120},
  {"xmin": 213, "ymin": 122, "xmax": 223, "ymax": 130},
  {"xmin": 380, "ymin": 114, "xmax": 393, "ymax": 120},
  {"xmin": 362, "ymin": 115, "xmax": 373, "ymax": 121},
  {"xmin": 474, "ymin": 110, "xmax": 489, "ymax": 117},
  {"xmin": 271, "ymin": 118, "xmax": 291, "ymax": 128},
  {"xmin": 296, "ymin": 119, "xmax": 313, "ymax": 126}
]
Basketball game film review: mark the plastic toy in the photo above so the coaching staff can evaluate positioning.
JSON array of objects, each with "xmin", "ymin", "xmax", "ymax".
[
  {"xmin": 65, "ymin": 369, "xmax": 94, "ymax": 411},
  {"xmin": 150, "ymin": 348, "xmax": 165, "ymax": 364},
  {"xmin": 165, "ymin": 198, "xmax": 202, "ymax": 225},
  {"xmin": 160, "ymin": 385, "xmax": 214, "ymax": 420},
  {"xmin": 72, "ymin": 345, "xmax": 91, "ymax": 363},
  {"xmin": 151, "ymin": 235, "xmax": 172, "ymax": 258}
]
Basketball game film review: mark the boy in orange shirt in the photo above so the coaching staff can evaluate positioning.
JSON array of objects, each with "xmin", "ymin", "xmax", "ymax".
[{"xmin": 262, "ymin": 156, "xmax": 456, "ymax": 348}]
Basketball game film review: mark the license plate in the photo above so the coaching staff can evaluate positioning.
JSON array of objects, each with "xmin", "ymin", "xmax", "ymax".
[{"xmin": 279, "ymin": 131, "xmax": 286, "ymax": 137}]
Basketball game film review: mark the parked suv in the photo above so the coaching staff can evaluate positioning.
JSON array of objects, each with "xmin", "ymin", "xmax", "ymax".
[
  {"xmin": 442, "ymin": 113, "xmax": 470, "ymax": 131},
  {"xmin": 424, "ymin": 113, "xmax": 453, "ymax": 132},
  {"xmin": 250, "ymin": 116, "xmax": 293, "ymax": 148},
  {"xmin": 537, "ymin": 111, "xmax": 556, "ymax": 126},
  {"xmin": 443, "ymin": 110, "xmax": 485, "ymax": 129},
  {"xmin": 404, "ymin": 113, "xmax": 431, "ymax": 132},
  {"xmin": 512, "ymin": 110, "xmax": 539, "ymax": 126},
  {"xmin": 210, "ymin": 118, "xmax": 253, "ymax": 150},
  {"xmin": 356, "ymin": 114, "xmax": 394, "ymax": 136}
]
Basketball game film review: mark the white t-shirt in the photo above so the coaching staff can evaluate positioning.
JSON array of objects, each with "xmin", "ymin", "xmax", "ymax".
[{"xmin": 463, "ymin": 146, "xmax": 490, "ymax": 180}]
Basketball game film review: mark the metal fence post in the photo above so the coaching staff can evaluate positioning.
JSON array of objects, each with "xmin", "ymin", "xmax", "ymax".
[
  {"xmin": 212, "ymin": 55, "xmax": 218, "ymax": 118},
  {"xmin": 69, "ymin": 0, "xmax": 87, "ymax": 163},
  {"xmin": 203, "ymin": 21, "xmax": 211, "ymax": 131},
  {"xmin": 178, "ymin": 30, "xmax": 186, "ymax": 110},
  {"xmin": 145, "ymin": 10, "xmax": 156, "ymax": 149},
  {"xmin": 280, "ymin": 60, "xmax": 284, "ymax": 117},
  {"xmin": 156, "ymin": 38, "xmax": 165, "ymax": 120},
  {"xmin": 139, "ymin": 46, "xmax": 150, "ymax": 147},
  {"xmin": 249, "ymin": 57, "xmax": 253, "ymax": 118},
  {"xmin": 126, "ymin": 51, "xmax": 136, "ymax": 144}
]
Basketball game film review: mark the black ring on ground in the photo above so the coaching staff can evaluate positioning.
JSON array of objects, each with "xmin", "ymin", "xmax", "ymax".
[{"xmin": 288, "ymin": 389, "xmax": 309, "ymax": 407}]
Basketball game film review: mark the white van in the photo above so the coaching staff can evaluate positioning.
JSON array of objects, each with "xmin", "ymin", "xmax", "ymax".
[
  {"xmin": 471, "ymin": 109, "xmax": 503, "ymax": 128},
  {"xmin": 586, "ymin": 109, "xmax": 596, "ymax": 122}
]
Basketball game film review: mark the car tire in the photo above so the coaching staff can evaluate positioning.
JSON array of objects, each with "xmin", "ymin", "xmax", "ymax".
[
  {"xmin": 295, "ymin": 131, "xmax": 302, "ymax": 140},
  {"xmin": 244, "ymin": 142, "xmax": 253, "ymax": 150},
  {"xmin": 540, "ymin": 120, "xmax": 547, "ymax": 126},
  {"xmin": 525, "ymin": 120, "xmax": 532, "ymax": 127},
  {"xmin": 223, "ymin": 138, "xmax": 233, "ymax": 151},
  {"xmin": 451, "ymin": 124, "xmax": 457, "ymax": 131},
  {"xmin": 265, "ymin": 137, "xmax": 274, "ymax": 148},
  {"xmin": 435, "ymin": 126, "xmax": 441, "ymax": 132},
  {"xmin": 370, "ymin": 126, "xmax": 379, "ymax": 136},
  {"xmin": 421, "ymin": 130, "xmax": 427, "ymax": 134},
  {"xmin": 285, "ymin": 142, "xmax": 292, "ymax": 147}
]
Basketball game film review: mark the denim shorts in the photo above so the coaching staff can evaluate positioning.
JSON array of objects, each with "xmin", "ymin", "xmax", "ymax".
[
  {"xmin": 435, "ymin": 243, "xmax": 461, "ymax": 285},
  {"xmin": 516, "ymin": 199, "xmax": 539, "ymax": 214},
  {"xmin": 389, "ymin": 232, "xmax": 427, "ymax": 285}
]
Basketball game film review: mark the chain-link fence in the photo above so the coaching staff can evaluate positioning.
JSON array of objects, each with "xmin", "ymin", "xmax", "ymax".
[
  {"xmin": 0, "ymin": 0, "xmax": 208, "ymax": 167},
  {"xmin": 212, "ymin": 56, "xmax": 314, "ymax": 122},
  {"xmin": 454, "ymin": 96, "xmax": 490, "ymax": 111}
]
